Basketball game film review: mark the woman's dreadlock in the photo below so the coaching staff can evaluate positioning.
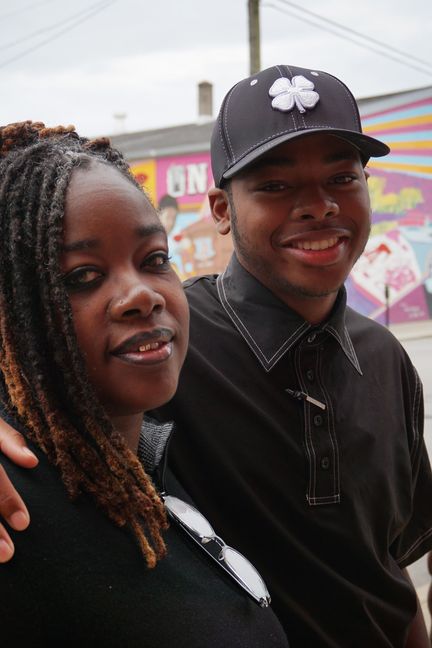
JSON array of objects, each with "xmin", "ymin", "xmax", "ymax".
[{"xmin": 0, "ymin": 121, "xmax": 168, "ymax": 567}]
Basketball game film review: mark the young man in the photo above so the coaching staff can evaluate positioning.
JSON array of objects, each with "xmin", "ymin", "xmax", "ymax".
[{"xmin": 1, "ymin": 65, "xmax": 432, "ymax": 646}]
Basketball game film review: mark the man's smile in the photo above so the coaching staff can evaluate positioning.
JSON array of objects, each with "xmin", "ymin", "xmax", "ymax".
[{"xmin": 288, "ymin": 236, "xmax": 339, "ymax": 251}]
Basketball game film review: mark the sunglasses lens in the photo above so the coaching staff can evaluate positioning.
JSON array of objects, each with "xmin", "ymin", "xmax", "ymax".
[
  {"xmin": 223, "ymin": 547, "xmax": 270, "ymax": 603},
  {"xmin": 164, "ymin": 496, "xmax": 214, "ymax": 539},
  {"xmin": 163, "ymin": 495, "xmax": 270, "ymax": 606}
]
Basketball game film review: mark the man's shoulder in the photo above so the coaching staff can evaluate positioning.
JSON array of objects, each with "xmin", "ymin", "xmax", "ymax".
[
  {"xmin": 182, "ymin": 273, "xmax": 218, "ymax": 292},
  {"xmin": 182, "ymin": 274, "xmax": 220, "ymax": 311},
  {"xmin": 345, "ymin": 307, "xmax": 418, "ymax": 377},
  {"xmin": 346, "ymin": 306, "xmax": 402, "ymax": 345}
]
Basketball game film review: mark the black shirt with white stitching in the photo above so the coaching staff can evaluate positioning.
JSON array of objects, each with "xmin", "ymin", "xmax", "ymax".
[{"xmin": 156, "ymin": 253, "xmax": 432, "ymax": 647}]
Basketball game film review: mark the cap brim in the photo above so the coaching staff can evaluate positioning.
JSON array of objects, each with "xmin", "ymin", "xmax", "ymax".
[{"xmin": 222, "ymin": 128, "xmax": 390, "ymax": 181}]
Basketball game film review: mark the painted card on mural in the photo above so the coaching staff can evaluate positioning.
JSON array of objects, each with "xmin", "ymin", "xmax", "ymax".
[{"xmin": 351, "ymin": 230, "xmax": 421, "ymax": 304}]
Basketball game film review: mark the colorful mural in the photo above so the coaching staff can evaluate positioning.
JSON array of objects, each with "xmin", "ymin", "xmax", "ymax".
[
  {"xmin": 350, "ymin": 87, "xmax": 432, "ymax": 324},
  {"xmin": 130, "ymin": 152, "xmax": 233, "ymax": 280},
  {"xmin": 130, "ymin": 85, "xmax": 432, "ymax": 325}
]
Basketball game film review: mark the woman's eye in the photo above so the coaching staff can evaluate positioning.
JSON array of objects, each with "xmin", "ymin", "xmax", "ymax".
[
  {"xmin": 63, "ymin": 267, "xmax": 102, "ymax": 290},
  {"xmin": 143, "ymin": 252, "xmax": 171, "ymax": 269}
]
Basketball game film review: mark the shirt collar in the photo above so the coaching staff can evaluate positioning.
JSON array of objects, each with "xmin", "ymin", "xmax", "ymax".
[{"xmin": 216, "ymin": 254, "xmax": 362, "ymax": 375}]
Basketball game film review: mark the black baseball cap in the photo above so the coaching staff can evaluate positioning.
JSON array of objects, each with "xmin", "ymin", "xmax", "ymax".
[{"xmin": 211, "ymin": 64, "xmax": 390, "ymax": 187}]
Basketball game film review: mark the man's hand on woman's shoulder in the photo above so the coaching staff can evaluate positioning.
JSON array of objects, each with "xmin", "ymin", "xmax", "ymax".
[{"xmin": 0, "ymin": 419, "xmax": 37, "ymax": 562}]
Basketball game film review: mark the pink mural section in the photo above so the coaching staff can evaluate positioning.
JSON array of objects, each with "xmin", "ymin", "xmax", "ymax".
[
  {"xmin": 131, "ymin": 152, "xmax": 233, "ymax": 280},
  {"xmin": 130, "ymin": 84, "xmax": 432, "ymax": 325}
]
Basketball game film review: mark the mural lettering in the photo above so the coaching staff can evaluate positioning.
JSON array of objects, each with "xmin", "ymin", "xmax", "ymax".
[{"xmin": 166, "ymin": 162, "xmax": 208, "ymax": 197}]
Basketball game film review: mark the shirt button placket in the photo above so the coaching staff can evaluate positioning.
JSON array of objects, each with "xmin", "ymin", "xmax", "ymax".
[{"xmin": 298, "ymin": 333, "xmax": 339, "ymax": 504}]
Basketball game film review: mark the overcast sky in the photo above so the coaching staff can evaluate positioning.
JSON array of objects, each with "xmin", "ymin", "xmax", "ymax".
[{"xmin": 1, "ymin": 0, "xmax": 431, "ymax": 137}]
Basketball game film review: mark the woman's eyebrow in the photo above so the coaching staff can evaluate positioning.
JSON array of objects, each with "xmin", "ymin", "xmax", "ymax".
[
  {"xmin": 135, "ymin": 223, "xmax": 166, "ymax": 238},
  {"xmin": 61, "ymin": 238, "xmax": 98, "ymax": 252},
  {"xmin": 61, "ymin": 224, "xmax": 166, "ymax": 253}
]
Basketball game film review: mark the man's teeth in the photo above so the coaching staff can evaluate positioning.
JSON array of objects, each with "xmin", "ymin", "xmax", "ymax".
[
  {"xmin": 138, "ymin": 342, "xmax": 161, "ymax": 352},
  {"xmin": 292, "ymin": 237, "xmax": 339, "ymax": 251}
]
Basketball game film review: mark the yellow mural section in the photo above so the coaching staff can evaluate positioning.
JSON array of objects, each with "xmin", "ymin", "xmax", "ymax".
[{"xmin": 130, "ymin": 160, "xmax": 157, "ymax": 205}]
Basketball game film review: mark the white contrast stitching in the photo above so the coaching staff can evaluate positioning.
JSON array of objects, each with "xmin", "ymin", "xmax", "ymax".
[
  {"xmin": 295, "ymin": 347, "xmax": 316, "ymax": 502},
  {"xmin": 298, "ymin": 344, "xmax": 341, "ymax": 504},
  {"xmin": 320, "ymin": 370, "xmax": 341, "ymax": 500},
  {"xmin": 223, "ymin": 85, "xmax": 237, "ymax": 160},
  {"xmin": 396, "ymin": 526, "xmax": 432, "ymax": 565},
  {"xmin": 330, "ymin": 73, "xmax": 361, "ymax": 129},
  {"xmin": 229, "ymin": 123, "xmax": 347, "ymax": 163},
  {"xmin": 216, "ymin": 272, "xmax": 309, "ymax": 371},
  {"xmin": 410, "ymin": 368, "xmax": 421, "ymax": 462},
  {"xmin": 279, "ymin": 65, "xmax": 298, "ymax": 131},
  {"xmin": 308, "ymin": 495, "xmax": 341, "ymax": 505},
  {"xmin": 227, "ymin": 67, "xmax": 361, "ymax": 165},
  {"xmin": 324, "ymin": 324, "xmax": 362, "ymax": 375},
  {"xmin": 217, "ymin": 113, "xmax": 229, "ymax": 167}
]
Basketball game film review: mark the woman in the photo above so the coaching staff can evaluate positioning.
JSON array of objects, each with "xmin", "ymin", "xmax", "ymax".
[{"xmin": 0, "ymin": 121, "xmax": 288, "ymax": 647}]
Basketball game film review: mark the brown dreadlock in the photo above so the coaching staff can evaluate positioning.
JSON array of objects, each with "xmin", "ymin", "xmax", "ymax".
[{"xmin": 0, "ymin": 120, "xmax": 168, "ymax": 568}]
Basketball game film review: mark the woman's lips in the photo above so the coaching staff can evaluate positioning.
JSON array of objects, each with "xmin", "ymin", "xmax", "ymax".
[
  {"xmin": 111, "ymin": 328, "xmax": 173, "ymax": 355},
  {"xmin": 110, "ymin": 328, "xmax": 174, "ymax": 365},
  {"xmin": 113, "ymin": 341, "xmax": 173, "ymax": 366}
]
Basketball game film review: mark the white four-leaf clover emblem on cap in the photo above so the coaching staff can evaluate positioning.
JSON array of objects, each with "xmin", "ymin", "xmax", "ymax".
[{"xmin": 269, "ymin": 75, "xmax": 320, "ymax": 114}]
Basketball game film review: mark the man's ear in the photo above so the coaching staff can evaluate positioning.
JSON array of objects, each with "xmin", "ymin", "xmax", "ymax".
[{"xmin": 208, "ymin": 187, "xmax": 231, "ymax": 235}]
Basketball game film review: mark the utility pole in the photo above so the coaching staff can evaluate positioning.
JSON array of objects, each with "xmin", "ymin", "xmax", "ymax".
[{"xmin": 248, "ymin": 0, "xmax": 261, "ymax": 75}]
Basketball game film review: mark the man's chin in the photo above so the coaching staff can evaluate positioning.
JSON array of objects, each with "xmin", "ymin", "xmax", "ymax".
[{"xmin": 279, "ymin": 282, "xmax": 341, "ymax": 300}]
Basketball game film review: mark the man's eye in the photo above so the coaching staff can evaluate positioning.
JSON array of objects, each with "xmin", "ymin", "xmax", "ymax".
[
  {"xmin": 259, "ymin": 182, "xmax": 289, "ymax": 192},
  {"xmin": 143, "ymin": 252, "xmax": 172, "ymax": 269},
  {"xmin": 333, "ymin": 174, "xmax": 356, "ymax": 184},
  {"xmin": 63, "ymin": 267, "xmax": 102, "ymax": 290}
]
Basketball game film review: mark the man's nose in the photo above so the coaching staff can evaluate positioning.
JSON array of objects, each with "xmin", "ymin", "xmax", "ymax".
[
  {"xmin": 109, "ymin": 276, "xmax": 165, "ymax": 320},
  {"xmin": 290, "ymin": 186, "xmax": 339, "ymax": 221}
]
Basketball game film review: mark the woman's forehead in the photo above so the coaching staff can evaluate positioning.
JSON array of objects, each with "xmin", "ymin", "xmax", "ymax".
[
  {"xmin": 64, "ymin": 163, "xmax": 162, "ymax": 238},
  {"xmin": 67, "ymin": 163, "xmax": 152, "ymax": 213},
  {"xmin": 67, "ymin": 162, "xmax": 138, "ymax": 198}
]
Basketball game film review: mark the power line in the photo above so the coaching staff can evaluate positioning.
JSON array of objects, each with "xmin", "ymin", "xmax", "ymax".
[
  {"xmin": 274, "ymin": 0, "xmax": 432, "ymax": 70},
  {"xmin": 262, "ymin": 1, "xmax": 432, "ymax": 78},
  {"xmin": 0, "ymin": 0, "xmax": 118, "ymax": 69},
  {"xmin": 0, "ymin": 0, "xmax": 116, "ymax": 53},
  {"xmin": 0, "ymin": 0, "xmax": 57, "ymax": 22}
]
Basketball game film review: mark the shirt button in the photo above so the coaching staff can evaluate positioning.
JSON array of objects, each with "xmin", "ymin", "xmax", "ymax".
[
  {"xmin": 306, "ymin": 369, "xmax": 315, "ymax": 381},
  {"xmin": 320, "ymin": 457, "xmax": 330, "ymax": 470},
  {"xmin": 313, "ymin": 414, "xmax": 323, "ymax": 426},
  {"xmin": 307, "ymin": 333, "xmax": 316, "ymax": 343}
]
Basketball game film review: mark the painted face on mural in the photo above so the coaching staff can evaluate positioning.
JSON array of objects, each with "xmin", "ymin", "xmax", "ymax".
[
  {"xmin": 133, "ymin": 156, "xmax": 234, "ymax": 278},
  {"xmin": 158, "ymin": 194, "xmax": 179, "ymax": 235}
]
